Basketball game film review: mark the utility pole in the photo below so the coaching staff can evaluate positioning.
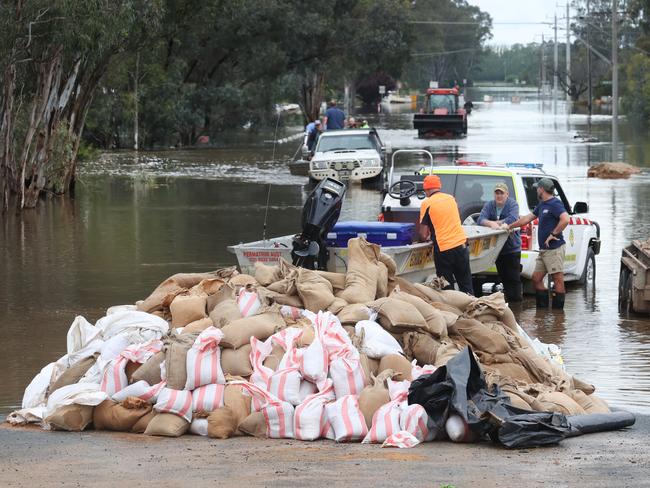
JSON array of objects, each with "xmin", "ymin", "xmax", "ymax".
[
  {"xmin": 587, "ymin": 0, "xmax": 593, "ymax": 117},
  {"xmin": 612, "ymin": 0, "xmax": 619, "ymax": 160},
  {"xmin": 541, "ymin": 34, "xmax": 546, "ymax": 95},
  {"xmin": 554, "ymin": 13, "xmax": 559, "ymax": 113},
  {"xmin": 134, "ymin": 52, "xmax": 139, "ymax": 151},
  {"xmin": 566, "ymin": 3, "xmax": 571, "ymax": 105}
]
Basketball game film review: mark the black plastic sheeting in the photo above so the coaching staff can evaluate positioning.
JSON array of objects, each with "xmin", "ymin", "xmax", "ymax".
[{"xmin": 408, "ymin": 346, "xmax": 636, "ymax": 448}]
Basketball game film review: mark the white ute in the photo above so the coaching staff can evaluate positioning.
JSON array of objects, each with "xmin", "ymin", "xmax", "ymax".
[{"xmin": 308, "ymin": 129, "xmax": 385, "ymax": 183}]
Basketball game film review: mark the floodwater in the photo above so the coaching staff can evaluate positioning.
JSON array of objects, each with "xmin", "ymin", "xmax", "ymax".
[{"xmin": 1, "ymin": 92, "xmax": 650, "ymax": 416}]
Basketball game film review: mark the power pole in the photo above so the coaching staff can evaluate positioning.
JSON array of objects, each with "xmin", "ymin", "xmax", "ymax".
[
  {"xmin": 612, "ymin": 0, "xmax": 619, "ymax": 160},
  {"xmin": 554, "ymin": 13, "xmax": 559, "ymax": 113},
  {"xmin": 134, "ymin": 52, "xmax": 139, "ymax": 151},
  {"xmin": 566, "ymin": 3, "xmax": 571, "ymax": 105},
  {"xmin": 587, "ymin": 0, "xmax": 593, "ymax": 117},
  {"xmin": 541, "ymin": 34, "xmax": 546, "ymax": 95}
]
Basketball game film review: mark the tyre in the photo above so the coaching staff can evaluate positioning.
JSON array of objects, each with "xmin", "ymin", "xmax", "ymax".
[
  {"xmin": 618, "ymin": 267, "xmax": 632, "ymax": 313},
  {"xmin": 578, "ymin": 249, "xmax": 596, "ymax": 287}
]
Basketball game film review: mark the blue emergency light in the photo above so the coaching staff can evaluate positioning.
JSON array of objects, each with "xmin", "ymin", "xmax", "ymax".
[{"xmin": 505, "ymin": 163, "xmax": 544, "ymax": 169}]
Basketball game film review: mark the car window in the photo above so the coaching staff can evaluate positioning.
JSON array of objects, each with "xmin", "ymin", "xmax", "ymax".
[
  {"xmin": 522, "ymin": 176, "xmax": 571, "ymax": 213},
  {"xmin": 316, "ymin": 134, "xmax": 378, "ymax": 152},
  {"xmin": 453, "ymin": 174, "xmax": 515, "ymax": 210}
]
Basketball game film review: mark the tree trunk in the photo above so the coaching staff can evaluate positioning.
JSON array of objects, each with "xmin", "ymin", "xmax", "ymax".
[{"xmin": 300, "ymin": 71, "xmax": 325, "ymax": 124}]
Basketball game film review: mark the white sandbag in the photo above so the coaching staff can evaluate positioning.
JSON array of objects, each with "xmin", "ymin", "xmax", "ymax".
[
  {"xmin": 185, "ymin": 327, "xmax": 225, "ymax": 390},
  {"xmin": 100, "ymin": 356, "xmax": 128, "ymax": 396},
  {"xmin": 192, "ymin": 384, "xmax": 226, "ymax": 412},
  {"xmin": 154, "ymin": 388, "xmax": 193, "ymax": 423},
  {"xmin": 411, "ymin": 361, "xmax": 436, "ymax": 380},
  {"xmin": 99, "ymin": 335, "xmax": 130, "ymax": 363},
  {"xmin": 22, "ymin": 362, "xmax": 56, "ymax": 410},
  {"xmin": 189, "ymin": 418, "xmax": 209, "ymax": 436},
  {"xmin": 112, "ymin": 380, "xmax": 156, "ymax": 403},
  {"xmin": 44, "ymin": 383, "xmax": 107, "ymax": 422},
  {"xmin": 382, "ymin": 431, "xmax": 421, "ymax": 448},
  {"xmin": 95, "ymin": 310, "xmax": 169, "ymax": 343},
  {"xmin": 293, "ymin": 380, "xmax": 336, "ymax": 441},
  {"xmin": 399, "ymin": 403, "xmax": 430, "ymax": 442},
  {"xmin": 300, "ymin": 321, "xmax": 328, "ymax": 383},
  {"xmin": 234, "ymin": 381, "xmax": 295, "ymax": 438},
  {"xmin": 299, "ymin": 380, "xmax": 318, "ymax": 403},
  {"xmin": 329, "ymin": 349, "xmax": 365, "ymax": 398},
  {"xmin": 106, "ymin": 304, "xmax": 137, "ymax": 316},
  {"xmin": 325, "ymin": 394, "xmax": 368, "ymax": 442},
  {"xmin": 362, "ymin": 400, "xmax": 402, "ymax": 444},
  {"xmin": 354, "ymin": 320, "xmax": 403, "ymax": 359},
  {"xmin": 237, "ymin": 288, "xmax": 262, "ymax": 317},
  {"xmin": 250, "ymin": 337, "xmax": 274, "ymax": 389},
  {"xmin": 66, "ymin": 316, "xmax": 101, "ymax": 355},
  {"xmin": 267, "ymin": 367, "xmax": 302, "ymax": 406}
]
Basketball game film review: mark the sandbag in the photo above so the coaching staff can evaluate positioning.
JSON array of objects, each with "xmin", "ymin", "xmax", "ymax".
[
  {"xmin": 182, "ymin": 317, "xmax": 214, "ymax": 335},
  {"xmin": 359, "ymin": 354, "xmax": 380, "ymax": 386},
  {"xmin": 338, "ymin": 237, "xmax": 382, "ymax": 304},
  {"xmin": 433, "ymin": 342, "xmax": 463, "ymax": 367},
  {"xmin": 390, "ymin": 290, "xmax": 448, "ymax": 339},
  {"xmin": 370, "ymin": 297, "xmax": 428, "ymax": 333},
  {"xmin": 315, "ymin": 271, "xmax": 347, "ymax": 292},
  {"xmin": 403, "ymin": 332, "xmax": 440, "ymax": 366},
  {"xmin": 221, "ymin": 345, "xmax": 253, "ymax": 377},
  {"xmin": 336, "ymin": 304, "xmax": 372, "ymax": 326},
  {"xmin": 44, "ymin": 404, "xmax": 94, "ymax": 431},
  {"xmin": 327, "ymin": 297, "xmax": 348, "ymax": 314},
  {"xmin": 131, "ymin": 410, "xmax": 156, "ymax": 433},
  {"xmin": 375, "ymin": 262, "xmax": 389, "ymax": 299},
  {"xmin": 378, "ymin": 354, "xmax": 412, "ymax": 381},
  {"xmin": 536, "ymin": 392, "xmax": 586, "ymax": 416},
  {"xmin": 254, "ymin": 262, "xmax": 281, "ymax": 286},
  {"xmin": 223, "ymin": 384, "xmax": 252, "ymax": 428},
  {"xmin": 170, "ymin": 294, "xmax": 207, "ymax": 327},
  {"xmin": 138, "ymin": 271, "xmax": 222, "ymax": 313},
  {"xmin": 229, "ymin": 274, "xmax": 257, "ymax": 288},
  {"xmin": 438, "ymin": 289, "xmax": 474, "ymax": 310},
  {"xmin": 238, "ymin": 411, "xmax": 267, "ymax": 438},
  {"xmin": 272, "ymin": 293, "xmax": 303, "ymax": 308},
  {"xmin": 484, "ymin": 362, "xmax": 534, "ymax": 384},
  {"xmin": 49, "ymin": 355, "xmax": 97, "ymax": 395},
  {"xmin": 209, "ymin": 299, "xmax": 242, "ymax": 329},
  {"xmin": 263, "ymin": 343, "xmax": 285, "ymax": 371},
  {"xmin": 144, "ymin": 412, "xmax": 189, "ymax": 437},
  {"xmin": 189, "ymin": 278, "xmax": 225, "ymax": 297},
  {"xmin": 165, "ymin": 338, "xmax": 194, "ymax": 390},
  {"xmin": 451, "ymin": 318, "xmax": 510, "ymax": 355},
  {"xmin": 355, "ymin": 320, "xmax": 403, "ymax": 359},
  {"xmin": 93, "ymin": 398, "xmax": 152, "ymax": 431},
  {"xmin": 221, "ymin": 310, "xmax": 285, "ymax": 348},
  {"xmin": 358, "ymin": 371, "xmax": 392, "ymax": 428},
  {"xmin": 207, "ymin": 282, "xmax": 237, "ymax": 313},
  {"xmin": 295, "ymin": 268, "xmax": 336, "ymax": 312},
  {"xmin": 131, "ymin": 351, "xmax": 164, "ymax": 386},
  {"xmin": 566, "ymin": 390, "xmax": 610, "ymax": 414},
  {"xmin": 207, "ymin": 407, "xmax": 239, "ymax": 439}
]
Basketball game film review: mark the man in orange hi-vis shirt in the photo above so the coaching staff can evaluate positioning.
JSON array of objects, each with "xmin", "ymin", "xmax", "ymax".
[{"xmin": 419, "ymin": 175, "xmax": 473, "ymax": 295}]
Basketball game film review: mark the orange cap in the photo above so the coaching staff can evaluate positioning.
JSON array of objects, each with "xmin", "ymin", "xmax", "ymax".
[{"xmin": 423, "ymin": 175, "xmax": 441, "ymax": 191}]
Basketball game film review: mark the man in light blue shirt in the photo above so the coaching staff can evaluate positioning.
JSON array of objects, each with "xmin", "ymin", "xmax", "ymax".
[{"xmin": 478, "ymin": 182, "xmax": 522, "ymax": 302}]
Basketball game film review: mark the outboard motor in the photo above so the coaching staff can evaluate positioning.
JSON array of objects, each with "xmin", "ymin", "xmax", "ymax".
[{"xmin": 291, "ymin": 177, "xmax": 346, "ymax": 270}]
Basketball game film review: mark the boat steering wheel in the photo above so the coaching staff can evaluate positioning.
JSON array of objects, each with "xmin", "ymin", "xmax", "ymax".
[{"xmin": 389, "ymin": 180, "xmax": 417, "ymax": 200}]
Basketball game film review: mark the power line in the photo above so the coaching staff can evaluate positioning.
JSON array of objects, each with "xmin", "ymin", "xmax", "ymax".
[
  {"xmin": 408, "ymin": 20, "xmax": 552, "ymax": 25},
  {"xmin": 410, "ymin": 48, "xmax": 478, "ymax": 56}
]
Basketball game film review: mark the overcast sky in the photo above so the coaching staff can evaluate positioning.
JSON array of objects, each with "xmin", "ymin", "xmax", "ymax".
[{"xmin": 467, "ymin": 0, "xmax": 568, "ymax": 46}]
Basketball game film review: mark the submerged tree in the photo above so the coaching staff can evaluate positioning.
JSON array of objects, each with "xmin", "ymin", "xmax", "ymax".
[{"xmin": 0, "ymin": 0, "xmax": 161, "ymax": 210}]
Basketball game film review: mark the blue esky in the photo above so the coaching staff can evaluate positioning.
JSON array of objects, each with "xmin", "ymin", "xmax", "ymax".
[{"xmin": 467, "ymin": 0, "xmax": 568, "ymax": 46}]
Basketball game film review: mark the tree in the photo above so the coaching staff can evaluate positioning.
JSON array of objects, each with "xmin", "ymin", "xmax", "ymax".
[{"xmin": 0, "ymin": 0, "xmax": 162, "ymax": 210}]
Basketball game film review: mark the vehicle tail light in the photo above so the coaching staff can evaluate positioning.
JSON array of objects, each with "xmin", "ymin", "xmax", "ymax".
[
  {"xmin": 521, "ymin": 223, "xmax": 532, "ymax": 250},
  {"xmin": 377, "ymin": 213, "xmax": 384, "ymax": 222}
]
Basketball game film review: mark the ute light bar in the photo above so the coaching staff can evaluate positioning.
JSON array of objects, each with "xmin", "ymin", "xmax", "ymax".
[
  {"xmin": 505, "ymin": 162, "xmax": 544, "ymax": 169},
  {"xmin": 456, "ymin": 160, "xmax": 487, "ymax": 166},
  {"xmin": 453, "ymin": 160, "xmax": 544, "ymax": 170}
]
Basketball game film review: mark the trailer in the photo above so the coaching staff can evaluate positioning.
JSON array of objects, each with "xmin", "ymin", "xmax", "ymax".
[{"xmin": 619, "ymin": 239, "xmax": 650, "ymax": 314}]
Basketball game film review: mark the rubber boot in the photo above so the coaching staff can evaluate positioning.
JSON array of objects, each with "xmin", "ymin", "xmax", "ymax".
[
  {"xmin": 551, "ymin": 292, "xmax": 565, "ymax": 310},
  {"xmin": 535, "ymin": 290, "xmax": 549, "ymax": 308},
  {"xmin": 504, "ymin": 282, "xmax": 523, "ymax": 303}
]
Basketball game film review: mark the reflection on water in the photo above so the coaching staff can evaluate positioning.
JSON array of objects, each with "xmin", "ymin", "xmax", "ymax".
[{"xmin": 1, "ymin": 96, "xmax": 650, "ymax": 415}]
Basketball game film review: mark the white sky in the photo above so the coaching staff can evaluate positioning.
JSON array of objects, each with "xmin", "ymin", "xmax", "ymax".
[{"xmin": 467, "ymin": 0, "xmax": 568, "ymax": 46}]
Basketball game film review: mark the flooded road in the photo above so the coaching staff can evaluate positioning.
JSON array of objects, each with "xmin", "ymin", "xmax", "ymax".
[{"xmin": 1, "ymin": 95, "xmax": 650, "ymax": 415}]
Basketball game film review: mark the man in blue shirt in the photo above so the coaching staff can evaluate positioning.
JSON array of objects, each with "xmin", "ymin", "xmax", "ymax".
[
  {"xmin": 324, "ymin": 100, "xmax": 345, "ymax": 130},
  {"xmin": 478, "ymin": 182, "xmax": 522, "ymax": 302},
  {"xmin": 304, "ymin": 119, "xmax": 321, "ymax": 152},
  {"xmin": 506, "ymin": 178, "xmax": 570, "ymax": 309}
]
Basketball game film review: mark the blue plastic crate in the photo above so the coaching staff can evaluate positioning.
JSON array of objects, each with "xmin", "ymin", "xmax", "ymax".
[{"xmin": 325, "ymin": 221, "xmax": 415, "ymax": 247}]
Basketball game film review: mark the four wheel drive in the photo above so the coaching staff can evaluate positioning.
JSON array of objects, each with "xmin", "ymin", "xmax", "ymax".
[
  {"xmin": 413, "ymin": 88, "xmax": 468, "ymax": 138},
  {"xmin": 307, "ymin": 129, "xmax": 386, "ymax": 184},
  {"xmin": 381, "ymin": 163, "xmax": 600, "ymax": 291}
]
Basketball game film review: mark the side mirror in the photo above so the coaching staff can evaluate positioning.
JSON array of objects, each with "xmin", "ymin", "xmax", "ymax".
[
  {"xmin": 573, "ymin": 201, "xmax": 589, "ymax": 214},
  {"xmin": 301, "ymin": 145, "xmax": 310, "ymax": 158}
]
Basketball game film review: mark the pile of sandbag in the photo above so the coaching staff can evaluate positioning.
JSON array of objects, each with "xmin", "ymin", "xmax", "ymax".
[{"xmin": 8, "ymin": 237, "xmax": 610, "ymax": 447}]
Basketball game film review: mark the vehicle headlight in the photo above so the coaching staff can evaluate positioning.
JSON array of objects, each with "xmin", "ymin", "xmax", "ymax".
[
  {"xmin": 360, "ymin": 159, "xmax": 380, "ymax": 168},
  {"xmin": 311, "ymin": 161, "xmax": 328, "ymax": 170}
]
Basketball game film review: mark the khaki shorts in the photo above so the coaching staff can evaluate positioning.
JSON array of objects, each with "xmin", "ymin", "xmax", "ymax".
[{"xmin": 535, "ymin": 244, "xmax": 565, "ymax": 274}]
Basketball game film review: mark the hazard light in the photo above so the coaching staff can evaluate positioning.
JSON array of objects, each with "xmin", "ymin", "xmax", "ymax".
[{"xmin": 521, "ymin": 223, "xmax": 533, "ymax": 250}]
